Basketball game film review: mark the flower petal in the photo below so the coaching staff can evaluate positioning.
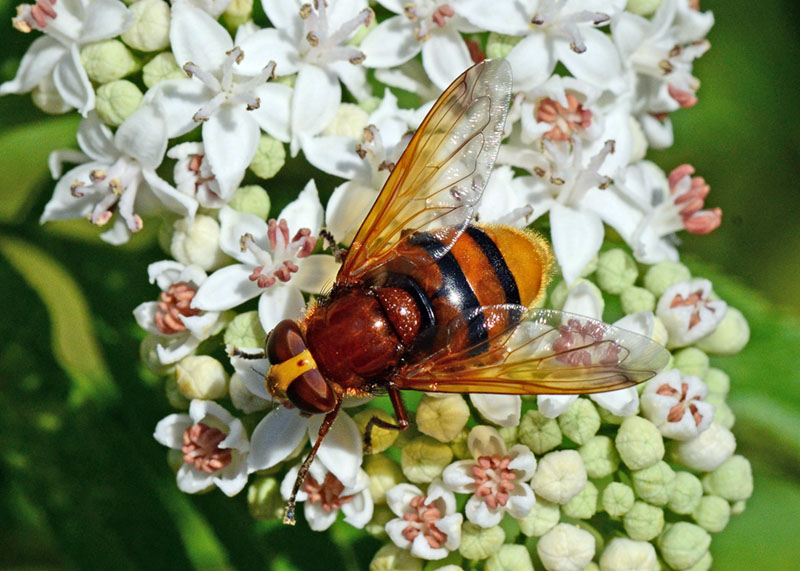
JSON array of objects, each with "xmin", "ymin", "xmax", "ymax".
[
  {"xmin": 257, "ymin": 284, "xmax": 306, "ymax": 333},
  {"xmin": 421, "ymin": 27, "xmax": 472, "ymax": 91},
  {"xmin": 81, "ymin": 0, "xmax": 136, "ymax": 43},
  {"xmin": 360, "ymin": 15, "xmax": 420, "ymax": 68},
  {"xmin": 291, "ymin": 64, "xmax": 340, "ymax": 153},
  {"xmin": 203, "ymin": 105, "xmax": 259, "ymax": 199},
  {"xmin": 291, "ymin": 254, "xmax": 339, "ymax": 293},
  {"xmin": 237, "ymin": 27, "xmax": 299, "ymax": 75},
  {"xmin": 507, "ymin": 33, "xmax": 556, "ymax": 92},
  {"xmin": 170, "ymin": 1, "xmax": 233, "ymax": 69},
  {"xmin": 248, "ymin": 406, "xmax": 307, "ymax": 472},
  {"xmin": 278, "ymin": 179, "xmax": 324, "ymax": 233},
  {"xmin": 192, "ymin": 264, "xmax": 263, "ymax": 311},
  {"xmin": 154, "ymin": 413, "xmax": 192, "ymax": 448},
  {"xmin": 53, "ymin": 45, "xmax": 94, "ymax": 116},
  {"xmin": 309, "ymin": 412, "xmax": 362, "ymax": 488},
  {"xmin": 470, "ymin": 394, "xmax": 521, "ymax": 427},
  {"xmin": 0, "ymin": 36, "xmax": 64, "ymax": 96},
  {"xmin": 250, "ymin": 82, "xmax": 292, "ymax": 142},
  {"xmin": 465, "ymin": 494, "xmax": 504, "ymax": 528},
  {"xmin": 549, "ymin": 204, "xmax": 603, "ymax": 285}
]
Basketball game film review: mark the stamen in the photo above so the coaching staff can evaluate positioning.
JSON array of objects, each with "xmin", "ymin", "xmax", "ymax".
[
  {"xmin": 154, "ymin": 282, "xmax": 201, "ymax": 335},
  {"xmin": 182, "ymin": 423, "xmax": 232, "ymax": 473}
]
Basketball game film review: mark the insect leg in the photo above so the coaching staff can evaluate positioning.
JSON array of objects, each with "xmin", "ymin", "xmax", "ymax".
[
  {"xmin": 320, "ymin": 228, "xmax": 347, "ymax": 263},
  {"xmin": 228, "ymin": 346, "xmax": 266, "ymax": 360},
  {"xmin": 283, "ymin": 399, "xmax": 342, "ymax": 526},
  {"xmin": 363, "ymin": 386, "xmax": 409, "ymax": 454}
]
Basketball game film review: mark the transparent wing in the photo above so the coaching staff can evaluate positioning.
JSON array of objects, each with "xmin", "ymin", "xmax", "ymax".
[
  {"xmin": 394, "ymin": 309, "xmax": 670, "ymax": 395},
  {"xmin": 336, "ymin": 59, "xmax": 512, "ymax": 285}
]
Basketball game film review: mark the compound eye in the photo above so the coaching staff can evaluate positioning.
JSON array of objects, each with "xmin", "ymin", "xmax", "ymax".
[{"xmin": 266, "ymin": 319, "xmax": 307, "ymax": 363}]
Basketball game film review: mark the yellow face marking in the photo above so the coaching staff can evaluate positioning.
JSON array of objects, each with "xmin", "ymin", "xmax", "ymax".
[{"xmin": 266, "ymin": 348, "xmax": 317, "ymax": 399}]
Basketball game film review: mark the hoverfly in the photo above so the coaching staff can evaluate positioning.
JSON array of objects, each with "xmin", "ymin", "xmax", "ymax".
[{"xmin": 237, "ymin": 59, "xmax": 669, "ymax": 524}]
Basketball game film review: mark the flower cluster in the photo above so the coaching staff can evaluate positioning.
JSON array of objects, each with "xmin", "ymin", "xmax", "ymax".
[{"xmin": 3, "ymin": 0, "xmax": 754, "ymax": 568}]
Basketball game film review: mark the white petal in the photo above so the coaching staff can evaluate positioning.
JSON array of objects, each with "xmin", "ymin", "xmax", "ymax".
[
  {"xmin": 441, "ymin": 460, "xmax": 478, "ymax": 493},
  {"xmin": 325, "ymin": 181, "xmax": 377, "ymax": 245},
  {"xmin": 556, "ymin": 28, "xmax": 624, "ymax": 93},
  {"xmin": 0, "ymin": 36, "xmax": 64, "ymax": 95},
  {"xmin": 305, "ymin": 501, "xmax": 340, "ymax": 531},
  {"xmin": 53, "ymin": 45, "xmax": 94, "ymax": 116},
  {"xmin": 218, "ymin": 206, "xmax": 266, "ymax": 263},
  {"xmin": 360, "ymin": 16, "xmax": 420, "ymax": 68},
  {"xmin": 192, "ymin": 264, "xmax": 263, "ymax": 311},
  {"xmin": 99, "ymin": 218, "xmax": 132, "ymax": 244},
  {"xmin": 508, "ymin": 444, "xmax": 537, "ymax": 481},
  {"xmin": 329, "ymin": 61, "xmax": 369, "ymax": 101},
  {"xmin": 505, "ymin": 482, "xmax": 536, "ymax": 519},
  {"xmin": 614, "ymin": 311, "xmax": 654, "ymax": 338},
  {"xmin": 301, "ymin": 135, "xmax": 365, "ymax": 179},
  {"xmin": 590, "ymin": 387, "xmax": 639, "ymax": 416},
  {"xmin": 421, "ymin": 28, "xmax": 472, "ymax": 91},
  {"xmin": 411, "ymin": 533, "xmax": 449, "ymax": 560},
  {"xmin": 455, "ymin": 0, "xmax": 530, "ymax": 34},
  {"xmin": 261, "ymin": 0, "xmax": 302, "ymax": 34},
  {"xmin": 40, "ymin": 162, "xmax": 105, "ymax": 222},
  {"xmin": 309, "ymin": 412, "xmax": 362, "ymax": 488},
  {"xmin": 189, "ymin": 399, "xmax": 235, "ymax": 424},
  {"xmin": 291, "ymin": 255, "xmax": 339, "ymax": 293},
  {"xmin": 562, "ymin": 281, "xmax": 603, "ymax": 319},
  {"xmin": 278, "ymin": 179, "xmax": 323, "ymax": 232},
  {"xmin": 214, "ymin": 457, "xmax": 249, "ymax": 496},
  {"xmin": 341, "ymin": 489, "xmax": 373, "ymax": 528},
  {"xmin": 81, "ymin": 0, "xmax": 135, "ymax": 43},
  {"xmin": 154, "ymin": 413, "xmax": 192, "ymax": 448},
  {"xmin": 292, "ymin": 64, "xmax": 340, "ymax": 151},
  {"xmin": 237, "ymin": 28, "xmax": 299, "ymax": 75},
  {"xmin": 248, "ymin": 407, "xmax": 307, "ymax": 472},
  {"xmin": 470, "ymin": 394, "xmax": 521, "ymax": 427},
  {"xmin": 77, "ymin": 112, "xmax": 117, "ymax": 162},
  {"xmin": 155, "ymin": 334, "xmax": 199, "ymax": 364},
  {"xmin": 465, "ymin": 494, "xmax": 504, "ymax": 528},
  {"xmin": 203, "ymin": 106, "xmax": 259, "ymax": 199},
  {"xmin": 142, "ymin": 169, "xmax": 197, "ymax": 218},
  {"xmin": 116, "ymin": 105, "xmax": 167, "ymax": 168},
  {"xmin": 537, "ymin": 395, "xmax": 578, "ymax": 418},
  {"xmin": 385, "ymin": 517, "xmax": 413, "ymax": 549},
  {"xmin": 230, "ymin": 354, "xmax": 271, "ymax": 400},
  {"xmin": 170, "ymin": 1, "xmax": 233, "ymax": 69},
  {"xmin": 506, "ymin": 33, "xmax": 556, "ymax": 92},
  {"xmin": 250, "ymin": 82, "xmax": 292, "ymax": 142},
  {"xmin": 133, "ymin": 302, "xmax": 162, "ymax": 335},
  {"xmin": 549, "ymin": 204, "xmax": 603, "ymax": 285},
  {"xmin": 176, "ymin": 463, "xmax": 215, "ymax": 493},
  {"xmin": 257, "ymin": 285, "xmax": 306, "ymax": 333},
  {"xmin": 148, "ymin": 78, "xmax": 210, "ymax": 138}
]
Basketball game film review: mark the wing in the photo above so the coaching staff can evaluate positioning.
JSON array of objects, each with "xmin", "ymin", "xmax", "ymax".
[
  {"xmin": 394, "ymin": 309, "xmax": 670, "ymax": 395},
  {"xmin": 336, "ymin": 58, "xmax": 512, "ymax": 285}
]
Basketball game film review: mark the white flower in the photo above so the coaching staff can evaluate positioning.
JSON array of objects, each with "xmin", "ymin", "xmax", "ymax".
[
  {"xmin": 537, "ymin": 523, "xmax": 596, "ymax": 571},
  {"xmin": 385, "ymin": 480, "xmax": 463, "ymax": 560},
  {"xmin": 42, "ymin": 107, "xmax": 195, "ymax": 244},
  {"xmin": 154, "ymin": 399, "xmax": 249, "ymax": 496},
  {"xmin": 133, "ymin": 261, "xmax": 222, "ymax": 364},
  {"xmin": 656, "ymin": 278, "xmax": 727, "ymax": 348},
  {"xmin": 280, "ymin": 459, "xmax": 373, "ymax": 531},
  {"xmin": 191, "ymin": 181, "xmax": 338, "ymax": 333},
  {"xmin": 640, "ymin": 369, "xmax": 714, "ymax": 440},
  {"xmin": 442, "ymin": 426, "xmax": 537, "ymax": 527},
  {"xmin": 673, "ymin": 421, "xmax": 735, "ymax": 472},
  {"xmin": 1, "ymin": 0, "xmax": 135, "ymax": 115},
  {"xmin": 168, "ymin": 142, "xmax": 225, "ymax": 209}
]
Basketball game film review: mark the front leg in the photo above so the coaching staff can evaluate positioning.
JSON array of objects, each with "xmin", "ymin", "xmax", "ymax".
[{"xmin": 364, "ymin": 386, "xmax": 409, "ymax": 454}]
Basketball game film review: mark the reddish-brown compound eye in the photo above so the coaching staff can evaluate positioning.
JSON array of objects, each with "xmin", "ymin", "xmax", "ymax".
[{"xmin": 266, "ymin": 319, "xmax": 307, "ymax": 364}]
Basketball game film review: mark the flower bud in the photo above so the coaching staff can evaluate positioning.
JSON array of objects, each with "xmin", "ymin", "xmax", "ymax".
[
  {"xmin": 228, "ymin": 185, "xmax": 271, "ymax": 220},
  {"xmin": 599, "ymin": 538, "xmax": 657, "ymax": 571},
  {"xmin": 672, "ymin": 422, "xmax": 735, "ymax": 472},
  {"xmin": 615, "ymin": 416, "xmax": 664, "ymax": 470},
  {"xmin": 703, "ymin": 368, "xmax": 729, "ymax": 397},
  {"xmin": 694, "ymin": 307, "xmax": 749, "ymax": 356},
  {"xmin": 601, "ymin": 482, "xmax": 634, "ymax": 518},
  {"xmin": 459, "ymin": 521, "xmax": 505, "ymax": 560},
  {"xmin": 623, "ymin": 501, "xmax": 664, "ymax": 541},
  {"xmin": 562, "ymin": 480, "xmax": 598, "ymax": 519},
  {"xmin": 370, "ymin": 544, "xmax": 423, "ymax": 571},
  {"xmin": 249, "ymin": 134, "xmax": 286, "ymax": 179},
  {"xmin": 166, "ymin": 448, "xmax": 185, "ymax": 473},
  {"xmin": 702, "ymin": 455, "xmax": 753, "ymax": 501},
  {"xmin": 175, "ymin": 355, "xmax": 229, "ymax": 399},
  {"xmin": 450, "ymin": 428, "xmax": 471, "ymax": 459},
  {"xmin": 121, "ymin": 0, "xmax": 171, "ymax": 52},
  {"xmin": 517, "ymin": 499, "xmax": 560, "ymax": 537},
  {"xmin": 485, "ymin": 544, "xmax": 533, "ymax": 571},
  {"xmin": 354, "ymin": 408, "xmax": 400, "ymax": 453},
  {"xmin": 730, "ymin": 500, "xmax": 746, "ymax": 516},
  {"xmin": 416, "ymin": 394, "xmax": 470, "ymax": 442},
  {"xmin": 579, "ymin": 435, "xmax": 620, "ymax": 479},
  {"xmin": 673, "ymin": 347, "xmax": 710, "ymax": 378},
  {"xmin": 364, "ymin": 454, "xmax": 404, "ymax": 504},
  {"xmin": 626, "ymin": 0, "xmax": 662, "ymax": 16},
  {"xmin": 595, "ymin": 249, "xmax": 638, "ymax": 295},
  {"xmin": 223, "ymin": 310, "xmax": 266, "ymax": 349},
  {"xmin": 519, "ymin": 410, "xmax": 562, "ymax": 455},
  {"xmin": 142, "ymin": 52, "xmax": 186, "ymax": 88},
  {"xmin": 631, "ymin": 461, "xmax": 676, "ymax": 506},
  {"xmin": 358, "ymin": 96, "xmax": 381, "ymax": 114},
  {"xmin": 247, "ymin": 476, "xmax": 282, "ymax": 520},
  {"xmin": 692, "ymin": 495, "xmax": 730, "ymax": 532},
  {"xmin": 81, "ymin": 40, "xmax": 139, "ymax": 84},
  {"xmin": 140, "ymin": 334, "xmax": 175, "ymax": 376},
  {"xmin": 498, "ymin": 425, "xmax": 519, "ymax": 449},
  {"xmin": 364, "ymin": 504, "xmax": 393, "ymax": 538},
  {"xmin": 322, "ymin": 103, "xmax": 370, "ymax": 139},
  {"xmin": 537, "ymin": 523, "xmax": 595, "ymax": 571},
  {"xmin": 95, "ymin": 80, "xmax": 143, "ymax": 126},
  {"xmin": 558, "ymin": 398, "xmax": 600, "ymax": 445},
  {"xmin": 620, "ymin": 286, "xmax": 656, "ymax": 314},
  {"xmin": 485, "ymin": 33, "xmax": 522, "ymax": 59},
  {"xmin": 532, "ymin": 450, "xmax": 587, "ymax": 505},
  {"xmin": 704, "ymin": 394, "xmax": 734, "ymax": 429},
  {"xmin": 686, "ymin": 552, "xmax": 713, "ymax": 571},
  {"xmin": 548, "ymin": 278, "xmax": 603, "ymax": 312},
  {"xmin": 170, "ymin": 215, "xmax": 229, "ymax": 271},
  {"xmin": 229, "ymin": 373, "xmax": 269, "ymax": 414},
  {"xmin": 667, "ymin": 471, "xmax": 703, "ymax": 515},
  {"xmin": 643, "ymin": 261, "xmax": 691, "ymax": 297},
  {"xmin": 657, "ymin": 522, "xmax": 710, "ymax": 570},
  {"xmin": 165, "ymin": 374, "xmax": 190, "ymax": 409},
  {"xmin": 222, "ymin": 0, "xmax": 253, "ymax": 28},
  {"xmin": 401, "ymin": 435, "xmax": 453, "ymax": 483}
]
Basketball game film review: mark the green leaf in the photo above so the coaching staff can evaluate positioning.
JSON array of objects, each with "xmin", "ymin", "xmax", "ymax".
[{"xmin": 0, "ymin": 235, "xmax": 116, "ymax": 406}]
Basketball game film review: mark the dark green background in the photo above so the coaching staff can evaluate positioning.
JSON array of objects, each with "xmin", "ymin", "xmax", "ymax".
[{"xmin": 1, "ymin": 0, "xmax": 798, "ymax": 569}]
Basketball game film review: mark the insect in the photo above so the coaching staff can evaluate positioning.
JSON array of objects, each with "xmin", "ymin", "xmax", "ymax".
[{"xmin": 237, "ymin": 59, "xmax": 669, "ymax": 525}]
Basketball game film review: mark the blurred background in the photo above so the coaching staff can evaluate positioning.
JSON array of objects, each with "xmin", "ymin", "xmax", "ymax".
[{"xmin": 0, "ymin": 0, "xmax": 798, "ymax": 568}]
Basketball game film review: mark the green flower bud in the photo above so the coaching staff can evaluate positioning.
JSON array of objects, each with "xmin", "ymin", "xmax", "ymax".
[
  {"xmin": 222, "ymin": 0, "xmax": 253, "ymax": 28},
  {"xmin": 450, "ymin": 428, "xmax": 471, "ymax": 459},
  {"xmin": 596, "ymin": 249, "xmax": 638, "ymax": 294},
  {"xmin": 95, "ymin": 80, "xmax": 143, "ymax": 126},
  {"xmin": 224, "ymin": 310, "xmax": 266, "ymax": 349},
  {"xmin": 620, "ymin": 285, "xmax": 656, "ymax": 314},
  {"xmin": 626, "ymin": 0, "xmax": 662, "ymax": 17},
  {"xmin": 692, "ymin": 495, "xmax": 730, "ymax": 532},
  {"xmin": 616, "ymin": 416, "xmax": 664, "ymax": 470},
  {"xmin": 703, "ymin": 368, "xmax": 730, "ymax": 397},
  {"xmin": 579, "ymin": 435, "xmax": 621, "ymax": 479},
  {"xmin": 142, "ymin": 52, "xmax": 186, "ymax": 88},
  {"xmin": 702, "ymin": 455, "xmax": 753, "ymax": 501},
  {"xmin": 175, "ymin": 355, "xmax": 229, "ymax": 400},
  {"xmin": 485, "ymin": 544, "xmax": 534, "ymax": 571},
  {"xmin": 657, "ymin": 522, "xmax": 710, "ymax": 570},
  {"xmin": 167, "ymin": 448, "xmax": 184, "ymax": 473},
  {"xmin": 249, "ymin": 134, "xmax": 286, "ymax": 179},
  {"xmin": 228, "ymin": 185, "xmax": 271, "ymax": 219},
  {"xmin": 459, "ymin": 521, "xmax": 505, "ymax": 560},
  {"xmin": 599, "ymin": 537, "xmax": 658, "ymax": 571},
  {"xmin": 623, "ymin": 501, "xmax": 664, "ymax": 541},
  {"xmin": 537, "ymin": 523, "xmax": 596, "ymax": 571},
  {"xmin": 171, "ymin": 215, "xmax": 229, "ymax": 271},
  {"xmin": 364, "ymin": 504, "xmax": 394, "ymax": 538},
  {"xmin": 598, "ymin": 405, "xmax": 626, "ymax": 425},
  {"xmin": 401, "ymin": 435, "xmax": 453, "ymax": 483},
  {"xmin": 247, "ymin": 476, "xmax": 282, "ymax": 520},
  {"xmin": 416, "ymin": 394, "xmax": 470, "ymax": 442},
  {"xmin": 672, "ymin": 422, "xmax": 735, "ymax": 472},
  {"xmin": 532, "ymin": 450, "xmax": 587, "ymax": 504},
  {"xmin": 558, "ymin": 398, "xmax": 600, "ymax": 445},
  {"xmin": 370, "ymin": 544, "xmax": 423, "ymax": 571},
  {"xmin": 81, "ymin": 40, "xmax": 139, "ymax": 84},
  {"xmin": 485, "ymin": 33, "xmax": 522, "ymax": 59},
  {"xmin": 30, "ymin": 73, "xmax": 70, "ymax": 114},
  {"xmin": 322, "ymin": 103, "xmax": 370, "ymax": 139},
  {"xmin": 140, "ymin": 334, "xmax": 175, "ymax": 376},
  {"xmin": 519, "ymin": 410, "xmax": 562, "ymax": 455},
  {"xmin": 363, "ymin": 454, "xmax": 404, "ymax": 504},
  {"xmin": 602, "ymin": 482, "xmax": 635, "ymax": 518},
  {"xmin": 631, "ymin": 461, "xmax": 676, "ymax": 506},
  {"xmin": 685, "ymin": 551, "xmax": 713, "ymax": 571},
  {"xmin": 517, "ymin": 499, "xmax": 560, "ymax": 537},
  {"xmin": 165, "ymin": 374, "xmax": 190, "ymax": 409},
  {"xmin": 673, "ymin": 347, "xmax": 710, "ymax": 378},
  {"xmin": 667, "ymin": 471, "xmax": 703, "ymax": 515},
  {"xmin": 694, "ymin": 307, "xmax": 749, "ymax": 356},
  {"xmin": 354, "ymin": 408, "xmax": 400, "ymax": 453},
  {"xmin": 562, "ymin": 480, "xmax": 598, "ymax": 519},
  {"xmin": 121, "ymin": 0, "xmax": 171, "ymax": 52},
  {"xmin": 730, "ymin": 500, "xmax": 746, "ymax": 516},
  {"xmin": 498, "ymin": 425, "xmax": 519, "ymax": 450},
  {"xmin": 548, "ymin": 278, "xmax": 603, "ymax": 312},
  {"xmin": 704, "ymin": 393, "xmax": 734, "ymax": 429},
  {"xmin": 358, "ymin": 96, "xmax": 382, "ymax": 114},
  {"xmin": 229, "ymin": 373, "xmax": 269, "ymax": 414},
  {"xmin": 643, "ymin": 261, "xmax": 691, "ymax": 298}
]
